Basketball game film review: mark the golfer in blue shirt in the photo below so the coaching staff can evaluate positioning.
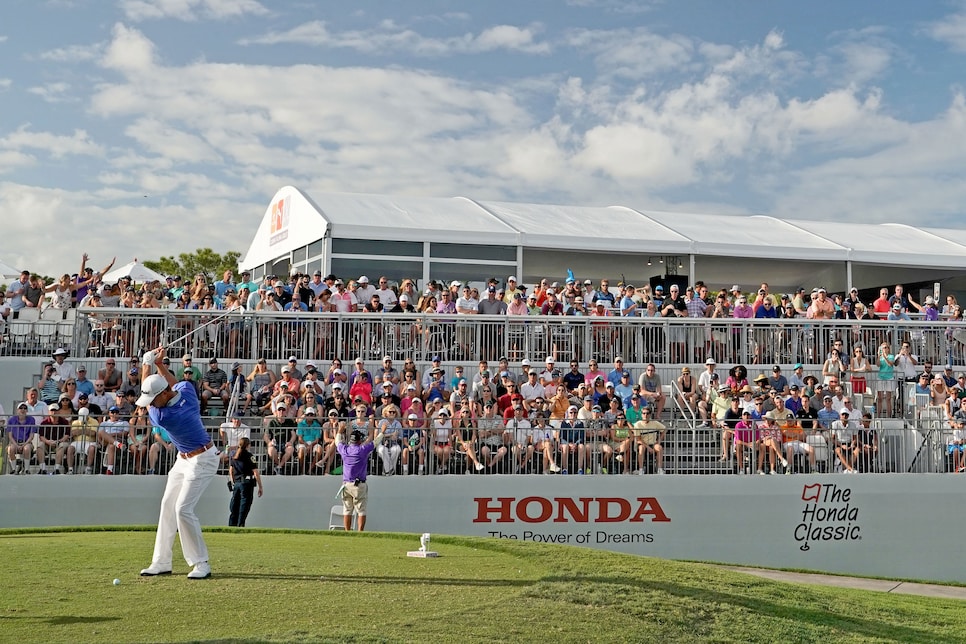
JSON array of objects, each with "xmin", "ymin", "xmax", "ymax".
[{"xmin": 137, "ymin": 347, "xmax": 218, "ymax": 580}]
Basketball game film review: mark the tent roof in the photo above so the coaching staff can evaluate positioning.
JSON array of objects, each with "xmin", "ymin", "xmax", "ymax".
[
  {"xmin": 786, "ymin": 221, "xmax": 966, "ymax": 268},
  {"xmin": 241, "ymin": 187, "xmax": 966, "ymax": 272},
  {"xmin": 476, "ymin": 201, "xmax": 692, "ymax": 253},
  {"xmin": 103, "ymin": 259, "xmax": 167, "ymax": 284}
]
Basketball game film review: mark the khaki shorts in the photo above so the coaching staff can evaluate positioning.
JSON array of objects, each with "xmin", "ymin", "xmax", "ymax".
[{"xmin": 342, "ymin": 481, "xmax": 369, "ymax": 516}]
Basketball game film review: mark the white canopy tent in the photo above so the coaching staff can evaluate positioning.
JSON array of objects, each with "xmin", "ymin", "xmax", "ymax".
[
  {"xmin": 0, "ymin": 258, "xmax": 21, "ymax": 279},
  {"xmin": 240, "ymin": 187, "xmax": 966, "ymax": 295},
  {"xmin": 103, "ymin": 259, "xmax": 167, "ymax": 284}
]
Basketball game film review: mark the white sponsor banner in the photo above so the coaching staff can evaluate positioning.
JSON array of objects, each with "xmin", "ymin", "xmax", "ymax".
[{"xmin": 0, "ymin": 475, "xmax": 960, "ymax": 582}]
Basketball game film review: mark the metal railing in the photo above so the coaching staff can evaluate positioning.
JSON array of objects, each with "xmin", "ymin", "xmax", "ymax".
[
  {"xmin": 2, "ymin": 308, "xmax": 964, "ymax": 367},
  {"xmin": 0, "ymin": 412, "xmax": 958, "ymax": 477}
]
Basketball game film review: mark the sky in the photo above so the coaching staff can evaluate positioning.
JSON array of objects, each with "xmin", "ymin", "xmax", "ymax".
[{"xmin": 1, "ymin": 0, "xmax": 966, "ymax": 277}]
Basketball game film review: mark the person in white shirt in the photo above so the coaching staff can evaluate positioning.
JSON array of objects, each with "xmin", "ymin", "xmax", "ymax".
[
  {"xmin": 373, "ymin": 276, "xmax": 397, "ymax": 307},
  {"xmin": 354, "ymin": 276, "xmax": 377, "ymax": 308},
  {"xmin": 831, "ymin": 410, "xmax": 858, "ymax": 473}
]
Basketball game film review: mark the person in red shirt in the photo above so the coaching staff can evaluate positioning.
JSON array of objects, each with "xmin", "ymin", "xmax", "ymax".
[{"xmin": 872, "ymin": 287, "xmax": 892, "ymax": 318}]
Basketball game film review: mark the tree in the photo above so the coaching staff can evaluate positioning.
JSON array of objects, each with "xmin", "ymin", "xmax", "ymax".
[{"xmin": 143, "ymin": 248, "xmax": 241, "ymax": 282}]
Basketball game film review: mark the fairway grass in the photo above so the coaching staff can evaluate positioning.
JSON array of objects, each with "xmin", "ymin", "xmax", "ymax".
[{"xmin": 1, "ymin": 527, "xmax": 964, "ymax": 643}]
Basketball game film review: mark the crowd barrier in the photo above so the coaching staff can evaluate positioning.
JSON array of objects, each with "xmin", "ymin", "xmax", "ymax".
[
  {"xmin": 1, "ymin": 308, "xmax": 964, "ymax": 367},
  {"xmin": 0, "ymin": 412, "xmax": 956, "ymax": 477}
]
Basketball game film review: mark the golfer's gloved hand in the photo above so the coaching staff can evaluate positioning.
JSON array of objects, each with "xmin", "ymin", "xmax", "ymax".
[{"xmin": 142, "ymin": 350, "xmax": 158, "ymax": 366}]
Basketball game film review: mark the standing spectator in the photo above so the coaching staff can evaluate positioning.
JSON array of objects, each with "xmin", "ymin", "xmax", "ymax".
[
  {"xmin": 228, "ymin": 437, "xmax": 263, "ymax": 527},
  {"xmin": 335, "ymin": 418, "xmax": 385, "ymax": 531}
]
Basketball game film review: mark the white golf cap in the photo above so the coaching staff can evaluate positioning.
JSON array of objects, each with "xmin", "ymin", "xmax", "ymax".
[
  {"xmin": 358, "ymin": 275, "xmax": 369, "ymax": 283},
  {"xmin": 79, "ymin": 407, "xmax": 90, "ymax": 416},
  {"xmin": 304, "ymin": 407, "xmax": 316, "ymax": 415},
  {"xmin": 521, "ymin": 358, "xmax": 531, "ymax": 366},
  {"xmin": 508, "ymin": 276, "xmax": 517, "ymax": 282},
  {"xmin": 706, "ymin": 358, "xmax": 716, "ymax": 364},
  {"xmin": 136, "ymin": 374, "xmax": 169, "ymax": 407},
  {"xmin": 287, "ymin": 355, "xmax": 297, "ymax": 362},
  {"xmin": 545, "ymin": 356, "xmax": 554, "ymax": 363}
]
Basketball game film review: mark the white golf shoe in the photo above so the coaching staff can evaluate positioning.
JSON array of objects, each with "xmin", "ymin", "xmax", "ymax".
[
  {"xmin": 139, "ymin": 563, "xmax": 172, "ymax": 576},
  {"xmin": 187, "ymin": 561, "xmax": 211, "ymax": 579}
]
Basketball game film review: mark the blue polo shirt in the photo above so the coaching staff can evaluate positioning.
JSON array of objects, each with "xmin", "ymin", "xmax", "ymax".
[{"xmin": 147, "ymin": 380, "xmax": 210, "ymax": 454}]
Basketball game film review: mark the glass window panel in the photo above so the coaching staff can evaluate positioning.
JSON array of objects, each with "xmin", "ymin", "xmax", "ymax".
[
  {"xmin": 293, "ymin": 245, "xmax": 308, "ymax": 263},
  {"xmin": 307, "ymin": 239, "xmax": 324, "ymax": 258},
  {"xmin": 430, "ymin": 262, "xmax": 508, "ymax": 283},
  {"xmin": 331, "ymin": 258, "xmax": 423, "ymax": 282},
  {"xmin": 332, "ymin": 238, "xmax": 423, "ymax": 257},
  {"xmin": 430, "ymin": 243, "xmax": 515, "ymax": 262}
]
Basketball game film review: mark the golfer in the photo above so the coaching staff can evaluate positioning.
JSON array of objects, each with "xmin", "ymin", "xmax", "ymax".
[
  {"xmin": 137, "ymin": 346, "xmax": 218, "ymax": 579},
  {"xmin": 335, "ymin": 424, "xmax": 384, "ymax": 531}
]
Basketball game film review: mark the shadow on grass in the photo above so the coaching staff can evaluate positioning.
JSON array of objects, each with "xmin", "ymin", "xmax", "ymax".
[
  {"xmin": 218, "ymin": 572, "xmax": 535, "ymax": 588},
  {"xmin": 0, "ymin": 615, "xmax": 121, "ymax": 626},
  {"xmin": 542, "ymin": 574, "xmax": 951, "ymax": 644}
]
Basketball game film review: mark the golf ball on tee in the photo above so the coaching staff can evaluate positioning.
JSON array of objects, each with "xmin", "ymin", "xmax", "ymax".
[{"xmin": 113, "ymin": 578, "xmax": 121, "ymax": 585}]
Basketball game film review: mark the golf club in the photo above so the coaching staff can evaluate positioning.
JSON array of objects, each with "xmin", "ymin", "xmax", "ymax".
[{"xmin": 165, "ymin": 308, "xmax": 241, "ymax": 350}]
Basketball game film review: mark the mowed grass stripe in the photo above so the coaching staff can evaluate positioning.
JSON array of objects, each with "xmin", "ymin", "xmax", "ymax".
[{"xmin": 0, "ymin": 529, "xmax": 963, "ymax": 643}]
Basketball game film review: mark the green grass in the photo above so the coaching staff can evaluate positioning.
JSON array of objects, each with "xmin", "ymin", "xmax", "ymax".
[{"xmin": 1, "ymin": 527, "xmax": 964, "ymax": 643}]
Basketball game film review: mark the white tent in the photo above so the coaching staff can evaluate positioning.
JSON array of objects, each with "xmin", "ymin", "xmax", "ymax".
[
  {"xmin": 0, "ymin": 258, "xmax": 20, "ymax": 279},
  {"xmin": 103, "ymin": 259, "xmax": 167, "ymax": 284}
]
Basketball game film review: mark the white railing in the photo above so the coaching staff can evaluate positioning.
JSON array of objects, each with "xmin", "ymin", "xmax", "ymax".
[
  {"xmin": 0, "ymin": 413, "xmax": 956, "ymax": 477},
  {"xmin": 3, "ymin": 308, "xmax": 962, "ymax": 369}
]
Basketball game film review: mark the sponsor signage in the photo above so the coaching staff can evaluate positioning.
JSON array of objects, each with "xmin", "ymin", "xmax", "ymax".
[
  {"xmin": 2, "ymin": 475, "xmax": 964, "ymax": 582},
  {"xmin": 269, "ymin": 196, "xmax": 289, "ymax": 246}
]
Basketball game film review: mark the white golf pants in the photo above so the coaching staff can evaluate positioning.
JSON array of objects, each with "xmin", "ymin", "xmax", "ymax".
[{"xmin": 150, "ymin": 447, "xmax": 219, "ymax": 567}]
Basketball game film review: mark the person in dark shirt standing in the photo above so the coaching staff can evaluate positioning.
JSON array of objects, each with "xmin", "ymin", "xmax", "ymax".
[{"xmin": 228, "ymin": 437, "xmax": 263, "ymax": 527}]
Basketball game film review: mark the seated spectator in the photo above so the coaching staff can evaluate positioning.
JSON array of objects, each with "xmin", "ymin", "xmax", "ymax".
[
  {"xmin": 148, "ymin": 424, "xmax": 176, "ymax": 475},
  {"xmin": 733, "ymin": 411, "xmax": 758, "ymax": 472},
  {"xmin": 638, "ymin": 364, "xmax": 666, "ymax": 415},
  {"xmin": 855, "ymin": 413, "xmax": 878, "ymax": 473},
  {"xmin": 831, "ymin": 410, "xmax": 858, "ymax": 473},
  {"xmin": 376, "ymin": 405, "xmax": 403, "ymax": 475},
  {"xmin": 781, "ymin": 419, "xmax": 815, "ymax": 474},
  {"xmin": 98, "ymin": 406, "xmax": 131, "ymax": 474},
  {"xmin": 296, "ymin": 407, "xmax": 324, "ymax": 473},
  {"xmin": 632, "ymin": 407, "xmax": 666, "ymax": 475},
  {"xmin": 476, "ymin": 401, "xmax": 507, "ymax": 471},
  {"xmin": 316, "ymin": 409, "xmax": 343, "ymax": 475},
  {"xmin": 201, "ymin": 358, "xmax": 230, "ymax": 415},
  {"xmin": 756, "ymin": 417, "xmax": 786, "ymax": 475},
  {"xmin": 6, "ymin": 402, "xmax": 39, "ymax": 474},
  {"xmin": 265, "ymin": 403, "xmax": 297, "ymax": 474},
  {"xmin": 67, "ymin": 408, "xmax": 99, "ymax": 474},
  {"xmin": 219, "ymin": 414, "xmax": 252, "ymax": 458},
  {"xmin": 453, "ymin": 407, "xmax": 485, "ymax": 473},
  {"xmin": 39, "ymin": 403, "xmax": 72, "ymax": 474}
]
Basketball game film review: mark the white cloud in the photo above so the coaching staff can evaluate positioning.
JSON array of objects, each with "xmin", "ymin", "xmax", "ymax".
[
  {"xmin": 0, "ymin": 181, "xmax": 255, "ymax": 277},
  {"xmin": 565, "ymin": 0, "xmax": 658, "ymax": 14},
  {"xmin": 0, "ymin": 35, "xmax": 8, "ymax": 43},
  {"xmin": 101, "ymin": 23, "xmax": 157, "ymax": 73},
  {"xmin": 564, "ymin": 27, "xmax": 694, "ymax": 80},
  {"xmin": 27, "ymin": 82, "xmax": 77, "ymax": 103},
  {"xmin": 36, "ymin": 42, "xmax": 105, "ymax": 62},
  {"xmin": 119, "ymin": 0, "xmax": 269, "ymax": 22},
  {"xmin": 242, "ymin": 20, "xmax": 551, "ymax": 55},
  {"xmin": 0, "ymin": 126, "xmax": 104, "ymax": 159},
  {"xmin": 0, "ymin": 78, "xmax": 11, "ymax": 90},
  {"xmin": 925, "ymin": 8, "xmax": 966, "ymax": 52}
]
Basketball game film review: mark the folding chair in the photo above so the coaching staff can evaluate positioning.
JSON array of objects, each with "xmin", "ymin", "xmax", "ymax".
[{"xmin": 328, "ymin": 504, "xmax": 356, "ymax": 530}]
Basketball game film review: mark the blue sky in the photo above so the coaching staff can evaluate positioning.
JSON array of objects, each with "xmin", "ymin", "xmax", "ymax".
[{"xmin": 1, "ymin": 0, "xmax": 965, "ymax": 276}]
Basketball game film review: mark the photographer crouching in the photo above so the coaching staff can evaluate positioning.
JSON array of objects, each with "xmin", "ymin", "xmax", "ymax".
[
  {"xmin": 335, "ymin": 424, "xmax": 384, "ymax": 531},
  {"xmin": 228, "ymin": 437, "xmax": 263, "ymax": 527}
]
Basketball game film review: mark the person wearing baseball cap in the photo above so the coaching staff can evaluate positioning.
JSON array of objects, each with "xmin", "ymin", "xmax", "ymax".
[{"xmin": 136, "ymin": 346, "xmax": 218, "ymax": 580}]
